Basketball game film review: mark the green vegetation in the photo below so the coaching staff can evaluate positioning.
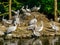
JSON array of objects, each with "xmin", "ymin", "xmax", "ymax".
[{"xmin": 0, "ymin": 0, "xmax": 60, "ymax": 16}]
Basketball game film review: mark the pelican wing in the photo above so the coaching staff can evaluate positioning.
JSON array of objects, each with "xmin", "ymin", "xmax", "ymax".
[
  {"xmin": 7, "ymin": 26, "xmax": 16, "ymax": 33},
  {"xmin": 29, "ymin": 18, "xmax": 37, "ymax": 25},
  {"xmin": 33, "ymin": 30, "xmax": 40, "ymax": 36}
]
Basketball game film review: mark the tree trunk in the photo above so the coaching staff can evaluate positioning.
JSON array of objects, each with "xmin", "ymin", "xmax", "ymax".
[
  {"xmin": 54, "ymin": 0, "xmax": 58, "ymax": 22},
  {"xmin": 9, "ymin": 0, "xmax": 12, "ymax": 19}
]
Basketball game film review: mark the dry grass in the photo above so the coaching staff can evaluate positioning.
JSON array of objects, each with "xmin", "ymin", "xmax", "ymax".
[{"xmin": 0, "ymin": 12, "xmax": 60, "ymax": 37}]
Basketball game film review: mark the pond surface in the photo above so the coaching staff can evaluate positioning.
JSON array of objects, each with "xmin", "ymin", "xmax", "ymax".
[{"xmin": 0, "ymin": 36, "xmax": 60, "ymax": 45}]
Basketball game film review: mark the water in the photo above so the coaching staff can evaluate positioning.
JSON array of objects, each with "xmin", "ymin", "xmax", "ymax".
[{"xmin": 0, "ymin": 36, "xmax": 60, "ymax": 45}]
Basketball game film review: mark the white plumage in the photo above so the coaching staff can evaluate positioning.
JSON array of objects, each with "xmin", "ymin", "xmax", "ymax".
[
  {"xmin": 31, "ymin": 5, "xmax": 36, "ymax": 11},
  {"xmin": 28, "ymin": 24, "xmax": 37, "ymax": 30},
  {"xmin": 6, "ymin": 22, "xmax": 17, "ymax": 34},
  {"xmin": 33, "ymin": 21, "xmax": 43, "ymax": 36},
  {"xmin": 33, "ymin": 30, "xmax": 40, "ymax": 37},
  {"xmin": 2, "ymin": 16, "xmax": 12, "ymax": 24},
  {"xmin": 50, "ymin": 22, "xmax": 59, "ymax": 32},
  {"xmin": 7, "ymin": 25, "xmax": 17, "ymax": 33},
  {"xmin": 15, "ymin": 18, "xmax": 20, "ymax": 24},
  {"xmin": 21, "ymin": 6, "xmax": 26, "ymax": 13},
  {"xmin": 2, "ymin": 18, "xmax": 7, "ymax": 23},
  {"xmin": 21, "ymin": 6, "xmax": 31, "ymax": 16},
  {"xmin": 26, "ymin": 5, "xmax": 31, "ymax": 12},
  {"xmin": 24, "ymin": 12, "xmax": 31, "ymax": 16},
  {"xmin": 31, "ymin": 5, "xmax": 41, "ymax": 11},
  {"xmin": 36, "ymin": 5, "xmax": 41, "ymax": 11},
  {"xmin": 29, "ymin": 18, "xmax": 37, "ymax": 25},
  {"xmin": 36, "ymin": 21, "xmax": 43, "ymax": 32},
  {"xmin": 14, "ymin": 15, "xmax": 20, "ymax": 25},
  {"xmin": 57, "ymin": 16, "xmax": 60, "ymax": 22},
  {"xmin": 58, "ymin": 16, "xmax": 60, "ymax": 20},
  {"xmin": 12, "ymin": 10, "xmax": 20, "ymax": 15},
  {"xmin": 12, "ymin": 9, "xmax": 20, "ymax": 26}
]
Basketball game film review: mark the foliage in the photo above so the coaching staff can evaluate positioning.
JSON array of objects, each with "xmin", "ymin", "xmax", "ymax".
[{"xmin": 0, "ymin": 0, "xmax": 60, "ymax": 16}]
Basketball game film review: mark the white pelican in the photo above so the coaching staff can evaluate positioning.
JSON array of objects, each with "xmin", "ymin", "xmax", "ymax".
[
  {"xmin": 12, "ymin": 10, "xmax": 20, "ymax": 18},
  {"xmin": 31, "ymin": 5, "xmax": 41, "ymax": 11},
  {"xmin": 5, "ymin": 21, "xmax": 17, "ymax": 34},
  {"xmin": 33, "ymin": 30, "xmax": 41, "ymax": 37},
  {"xmin": 21, "ymin": 6, "xmax": 31, "ymax": 16},
  {"xmin": 24, "ymin": 12, "xmax": 31, "ymax": 16},
  {"xmin": 36, "ymin": 5, "xmax": 41, "ymax": 11},
  {"xmin": 50, "ymin": 20, "xmax": 59, "ymax": 32},
  {"xmin": 27, "ymin": 24, "xmax": 37, "ymax": 30},
  {"xmin": 31, "ymin": 5, "xmax": 36, "ymax": 11},
  {"xmin": 2, "ymin": 16, "xmax": 12, "ymax": 25},
  {"xmin": 14, "ymin": 15, "xmax": 20, "ymax": 26},
  {"xmin": 58, "ymin": 16, "xmax": 60, "ymax": 22},
  {"xmin": 36, "ymin": 20, "xmax": 43, "ymax": 32},
  {"xmin": 21, "ymin": 6, "xmax": 26, "ymax": 13},
  {"xmin": 26, "ymin": 5, "xmax": 31, "ymax": 12},
  {"xmin": 12, "ymin": 10, "xmax": 20, "ymax": 15},
  {"xmin": 29, "ymin": 16, "xmax": 37, "ymax": 25},
  {"xmin": 33, "ymin": 20, "xmax": 43, "ymax": 37},
  {"xmin": 12, "ymin": 10, "xmax": 20, "ymax": 26}
]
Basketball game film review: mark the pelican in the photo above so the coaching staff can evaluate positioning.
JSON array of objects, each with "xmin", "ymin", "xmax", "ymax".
[
  {"xmin": 24, "ymin": 12, "xmax": 31, "ymax": 16},
  {"xmin": 36, "ymin": 20, "xmax": 43, "ymax": 32},
  {"xmin": 31, "ymin": 5, "xmax": 41, "ymax": 11},
  {"xmin": 5, "ymin": 21, "xmax": 17, "ymax": 34},
  {"xmin": 33, "ymin": 30, "xmax": 41, "ymax": 37},
  {"xmin": 58, "ymin": 16, "xmax": 60, "ymax": 22},
  {"xmin": 50, "ymin": 19, "xmax": 59, "ymax": 32},
  {"xmin": 2, "ymin": 16, "xmax": 12, "ymax": 25},
  {"xmin": 12, "ymin": 10, "xmax": 20, "ymax": 18},
  {"xmin": 33, "ymin": 20, "xmax": 43, "ymax": 37},
  {"xmin": 26, "ymin": 5, "xmax": 31, "ymax": 12},
  {"xmin": 27, "ymin": 24, "xmax": 37, "ymax": 30},
  {"xmin": 13, "ymin": 15, "xmax": 20, "ymax": 26},
  {"xmin": 29, "ymin": 16, "xmax": 37, "ymax": 25},
  {"xmin": 36, "ymin": 5, "xmax": 41, "ymax": 11},
  {"xmin": 2, "ymin": 16, "xmax": 7, "ymax": 23},
  {"xmin": 21, "ymin": 6, "xmax": 31, "ymax": 16},
  {"xmin": 21, "ymin": 6, "xmax": 26, "ymax": 13},
  {"xmin": 12, "ymin": 10, "xmax": 20, "ymax": 15},
  {"xmin": 31, "ymin": 5, "xmax": 36, "ymax": 11},
  {"xmin": 12, "ymin": 10, "xmax": 20, "ymax": 26}
]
